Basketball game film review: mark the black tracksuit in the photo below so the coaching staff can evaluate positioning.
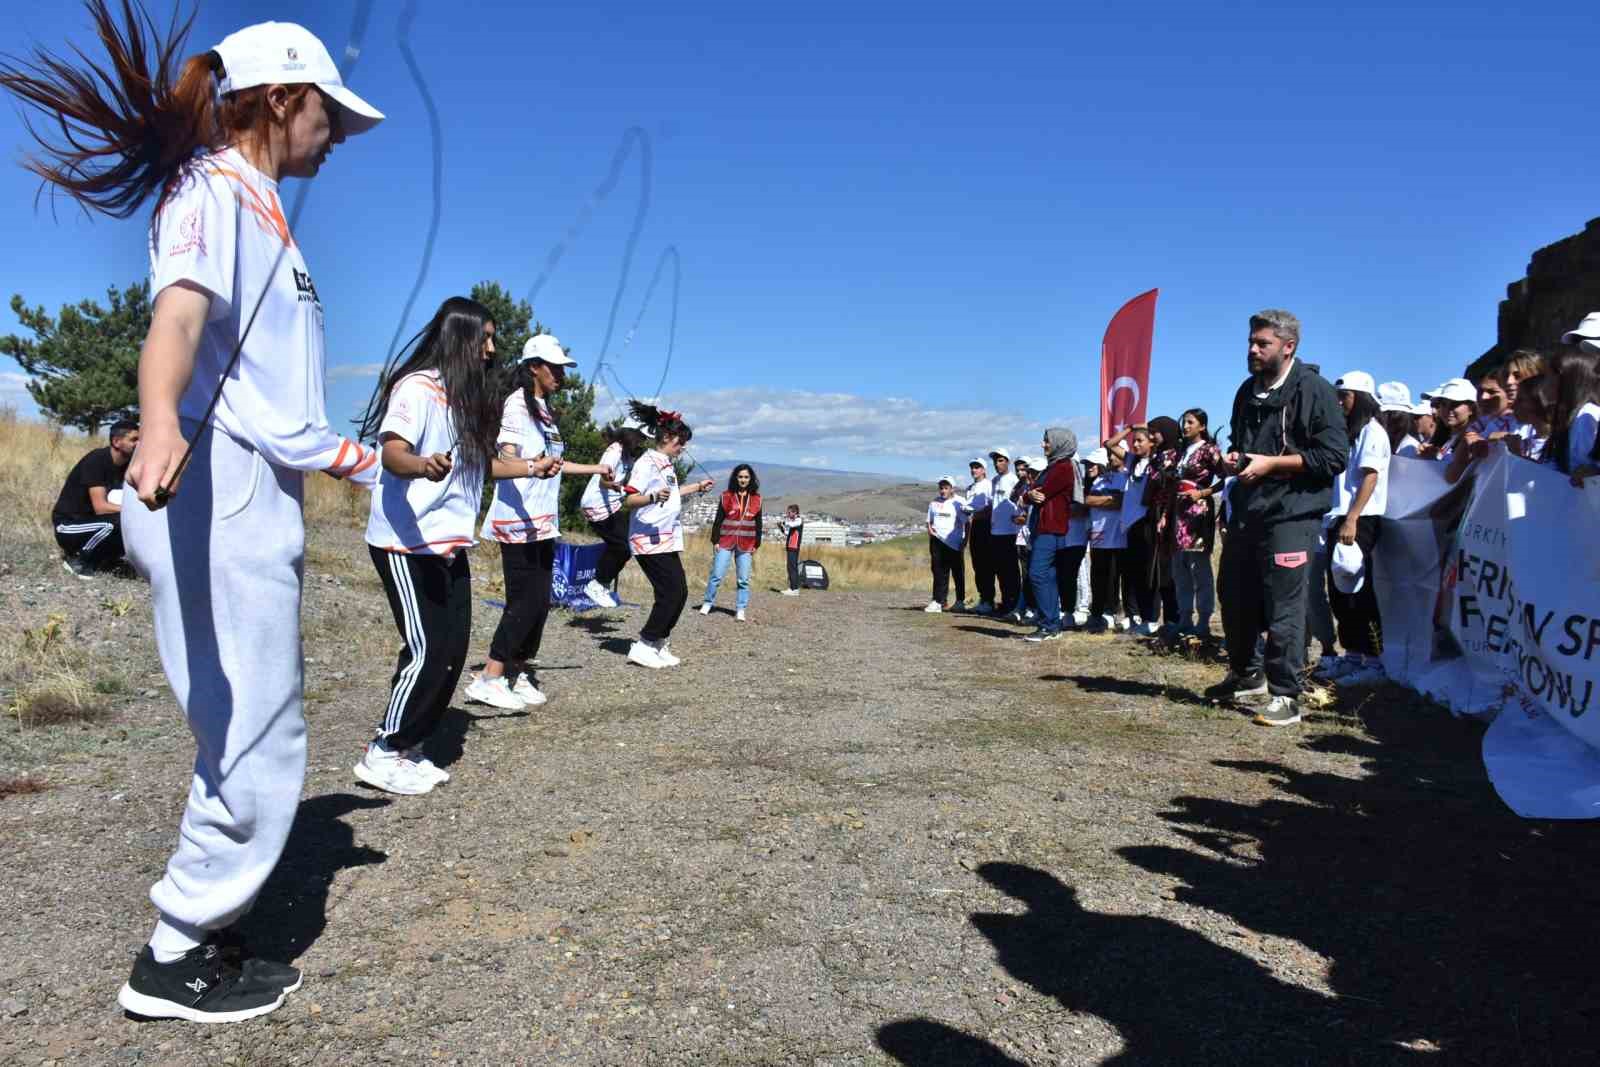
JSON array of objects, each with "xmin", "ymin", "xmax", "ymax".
[{"xmin": 1219, "ymin": 360, "xmax": 1346, "ymax": 697}]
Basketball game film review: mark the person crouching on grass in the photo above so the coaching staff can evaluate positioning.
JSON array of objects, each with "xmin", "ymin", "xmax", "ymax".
[
  {"xmin": 925, "ymin": 475, "xmax": 970, "ymax": 612},
  {"xmin": 620, "ymin": 402, "xmax": 714, "ymax": 668},
  {"xmin": 354, "ymin": 297, "xmax": 554, "ymax": 797},
  {"xmin": 473, "ymin": 335, "xmax": 614, "ymax": 711},
  {"xmin": 53, "ymin": 418, "xmax": 139, "ymax": 578},
  {"xmin": 699, "ymin": 463, "xmax": 762, "ymax": 621},
  {"xmin": 779, "ymin": 504, "xmax": 805, "ymax": 595}
]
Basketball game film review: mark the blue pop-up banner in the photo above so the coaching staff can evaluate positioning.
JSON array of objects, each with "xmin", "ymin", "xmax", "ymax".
[{"xmin": 552, "ymin": 540, "xmax": 607, "ymax": 609}]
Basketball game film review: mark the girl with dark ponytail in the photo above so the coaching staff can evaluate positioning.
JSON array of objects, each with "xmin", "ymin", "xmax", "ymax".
[
  {"xmin": 2, "ymin": 3, "xmax": 385, "ymax": 1023},
  {"xmin": 618, "ymin": 401, "xmax": 715, "ymax": 668}
]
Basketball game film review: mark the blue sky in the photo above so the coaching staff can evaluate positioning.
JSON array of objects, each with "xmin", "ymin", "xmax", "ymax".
[{"xmin": 3, "ymin": 0, "xmax": 1597, "ymax": 479}]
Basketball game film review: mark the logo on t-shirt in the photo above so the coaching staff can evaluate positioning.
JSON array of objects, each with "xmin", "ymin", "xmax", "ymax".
[
  {"xmin": 293, "ymin": 267, "xmax": 321, "ymax": 306},
  {"xmin": 168, "ymin": 206, "xmax": 207, "ymax": 257}
]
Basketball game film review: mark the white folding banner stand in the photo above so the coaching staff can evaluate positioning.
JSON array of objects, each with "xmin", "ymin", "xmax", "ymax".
[{"xmin": 1375, "ymin": 452, "xmax": 1600, "ymax": 818}]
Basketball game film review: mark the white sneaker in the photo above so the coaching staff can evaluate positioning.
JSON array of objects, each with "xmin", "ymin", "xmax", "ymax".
[
  {"xmin": 353, "ymin": 743, "xmax": 434, "ymax": 795},
  {"xmin": 699, "ymin": 602, "xmax": 712, "ymax": 615},
  {"xmin": 584, "ymin": 579, "xmax": 619, "ymax": 608},
  {"xmin": 1072, "ymin": 613, "xmax": 1090, "ymax": 628},
  {"xmin": 1117, "ymin": 616, "xmax": 1133, "ymax": 631},
  {"xmin": 465, "ymin": 675, "xmax": 526, "ymax": 711},
  {"xmin": 511, "ymin": 674, "xmax": 548, "ymax": 707},
  {"xmin": 401, "ymin": 748, "xmax": 450, "ymax": 785},
  {"xmin": 736, "ymin": 609, "xmax": 746, "ymax": 622},
  {"xmin": 627, "ymin": 641, "xmax": 665, "ymax": 669},
  {"xmin": 781, "ymin": 589, "xmax": 800, "ymax": 597},
  {"xmin": 924, "ymin": 601, "xmax": 943, "ymax": 613},
  {"xmin": 1140, "ymin": 621, "xmax": 1162, "ymax": 637},
  {"xmin": 1254, "ymin": 695, "xmax": 1303, "ymax": 727},
  {"xmin": 62, "ymin": 556, "xmax": 97, "ymax": 580},
  {"xmin": 654, "ymin": 641, "xmax": 681, "ymax": 667}
]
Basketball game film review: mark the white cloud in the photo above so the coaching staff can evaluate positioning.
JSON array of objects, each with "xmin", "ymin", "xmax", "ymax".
[
  {"xmin": 326, "ymin": 362, "xmax": 387, "ymax": 382},
  {"xmin": 0, "ymin": 371, "xmax": 38, "ymax": 414},
  {"xmin": 648, "ymin": 386, "xmax": 1095, "ymax": 467},
  {"xmin": 796, "ymin": 455, "xmax": 831, "ymax": 468}
]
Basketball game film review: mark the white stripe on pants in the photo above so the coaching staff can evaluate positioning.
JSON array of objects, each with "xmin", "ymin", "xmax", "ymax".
[{"xmin": 123, "ymin": 425, "xmax": 308, "ymax": 945}]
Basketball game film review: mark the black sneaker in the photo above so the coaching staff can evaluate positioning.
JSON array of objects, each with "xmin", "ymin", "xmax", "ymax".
[
  {"xmin": 212, "ymin": 928, "xmax": 302, "ymax": 993},
  {"xmin": 1205, "ymin": 671, "xmax": 1268, "ymax": 704},
  {"xmin": 117, "ymin": 943, "xmax": 285, "ymax": 1023}
]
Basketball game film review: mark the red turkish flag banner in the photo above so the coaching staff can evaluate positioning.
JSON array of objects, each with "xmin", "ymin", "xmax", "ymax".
[{"xmin": 1099, "ymin": 288, "xmax": 1159, "ymax": 442}]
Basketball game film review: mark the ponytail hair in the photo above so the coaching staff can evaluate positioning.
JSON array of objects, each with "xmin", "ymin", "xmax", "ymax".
[
  {"xmin": 628, "ymin": 400, "xmax": 692, "ymax": 445},
  {"xmin": 602, "ymin": 421, "xmax": 651, "ymax": 460},
  {"xmin": 1, "ymin": 0, "xmax": 314, "ymax": 221}
]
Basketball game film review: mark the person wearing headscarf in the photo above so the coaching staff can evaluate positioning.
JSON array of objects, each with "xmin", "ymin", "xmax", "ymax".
[{"xmin": 1020, "ymin": 427, "xmax": 1079, "ymax": 641}]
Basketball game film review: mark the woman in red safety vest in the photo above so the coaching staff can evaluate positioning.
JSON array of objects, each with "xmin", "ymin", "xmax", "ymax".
[{"xmin": 698, "ymin": 464, "xmax": 763, "ymax": 621}]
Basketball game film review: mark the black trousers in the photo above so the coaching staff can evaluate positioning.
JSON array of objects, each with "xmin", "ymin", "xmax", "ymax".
[
  {"xmin": 635, "ymin": 551, "xmax": 688, "ymax": 642},
  {"xmin": 489, "ymin": 538, "xmax": 555, "ymax": 666},
  {"xmin": 1121, "ymin": 520, "xmax": 1159, "ymax": 622},
  {"xmin": 54, "ymin": 515, "xmax": 123, "ymax": 567},
  {"xmin": 1090, "ymin": 547, "xmax": 1123, "ymax": 617},
  {"xmin": 786, "ymin": 548, "xmax": 801, "ymax": 590},
  {"xmin": 589, "ymin": 510, "xmax": 632, "ymax": 585},
  {"xmin": 1219, "ymin": 518, "xmax": 1319, "ymax": 697},
  {"xmin": 992, "ymin": 534, "xmax": 1021, "ymax": 610},
  {"xmin": 1326, "ymin": 516, "xmax": 1384, "ymax": 657},
  {"xmin": 929, "ymin": 536, "xmax": 966, "ymax": 604},
  {"xmin": 969, "ymin": 515, "xmax": 994, "ymax": 604},
  {"xmin": 371, "ymin": 547, "xmax": 471, "ymax": 750},
  {"xmin": 1057, "ymin": 544, "xmax": 1087, "ymax": 618},
  {"xmin": 1017, "ymin": 547, "xmax": 1034, "ymax": 612}
]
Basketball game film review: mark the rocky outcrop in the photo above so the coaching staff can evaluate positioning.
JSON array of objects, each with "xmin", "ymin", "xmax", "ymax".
[{"xmin": 1468, "ymin": 217, "xmax": 1600, "ymax": 379}]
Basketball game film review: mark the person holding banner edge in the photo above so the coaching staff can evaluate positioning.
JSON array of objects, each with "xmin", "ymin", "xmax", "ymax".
[{"xmin": 1213, "ymin": 309, "xmax": 1346, "ymax": 727}]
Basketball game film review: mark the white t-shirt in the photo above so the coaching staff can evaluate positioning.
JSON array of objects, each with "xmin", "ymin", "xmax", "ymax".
[
  {"xmin": 927, "ymin": 497, "xmax": 968, "ymax": 549},
  {"xmin": 1568, "ymin": 403, "xmax": 1600, "ymax": 473},
  {"xmin": 990, "ymin": 471, "xmax": 1019, "ymax": 532},
  {"xmin": 581, "ymin": 442, "xmax": 631, "ymax": 521},
  {"xmin": 150, "ymin": 148, "xmax": 376, "ymax": 486},
  {"xmin": 1395, "ymin": 434, "xmax": 1422, "ymax": 458},
  {"xmin": 627, "ymin": 449, "xmax": 683, "ymax": 555},
  {"xmin": 1089, "ymin": 470, "xmax": 1128, "ymax": 550},
  {"xmin": 1328, "ymin": 419, "xmax": 1391, "ymax": 520},
  {"xmin": 965, "ymin": 476, "xmax": 992, "ymax": 516},
  {"xmin": 1514, "ymin": 423, "xmax": 1546, "ymax": 462},
  {"xmin": 482, "ymin": 391, "xmax": 564, "ymax": 543},
  {"xmin": 366, "ymin": 370, "xmax": 483, "ymax": 555}
]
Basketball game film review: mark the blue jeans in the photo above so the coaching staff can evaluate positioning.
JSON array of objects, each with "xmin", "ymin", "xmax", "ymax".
[
  {"xmin": 1028, "ymin": 531, "xmax": 1069, "ymax": 632},
  {"xmin": 1170, "ymin": 550, "xmax": 1216, "ymax": 630},
  {"xmin": 704, "ymin": 547, "xmax": 753, "ymax": 611}
]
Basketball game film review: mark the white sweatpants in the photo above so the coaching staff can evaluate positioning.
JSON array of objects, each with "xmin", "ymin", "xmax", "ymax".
[{"xmin": 123, "ymin": 425, "xmax": 308, "ymax": 946}]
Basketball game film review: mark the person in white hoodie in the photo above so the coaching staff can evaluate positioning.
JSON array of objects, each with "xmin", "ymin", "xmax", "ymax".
[
  {"xmin": 964, "ymin": 458, "xmax": 996, "ymax": 613},
  {"xmin": 8, "ymin": 12, "xmax": 385, "ymax": 1020},
  {"xmin": 987, "ymin": 449, "xmax": 1021, "ymax": 615},
  {"xmin": 925, "ymin": 475, "xmax": 970, "ymax": 612}
]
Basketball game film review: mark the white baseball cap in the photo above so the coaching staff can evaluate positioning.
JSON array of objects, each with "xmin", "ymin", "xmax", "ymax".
[
  {"xmin": 212, "ymin": 22, "xmax": 384, "ymax": 136},
  {"xmin": 938, "ymin": 474, "xmax": 956, "ymax": 487},
  {"xmin": 1027, "ymin": 455, "xmax": 1047, "ymax": 470},
  {"xmin": 1421, "ymin": 378, "xmax": 1476, "ymax": 404},
  {"xmin": 968, "ymin": 457, "xmax": 988, "ymax": 468},
  {"xmin": 1560, "ymin": 312, "xmax": 1600, "ymax": 351},
  {"xmin": 1409, "ymin": 401, "xmax": 1432, "ymax": 416},
  {"xmin": 1334, "ymin": 370, "xmax": 1377, "ymax": 398},
  {"xmin": 1376, "ymin": 381, "xmax": 1413, "ymax": 413},
  {"xmin": 989, "ymin": 447, "xmax": 1012, "ymax": 460},
  {"xmin": 1084, "ymin": 447, "xmax": 1110, "ymax": 467},
  {"xmin": 1331, "ymin": 541, "xmax": 1366, "ymax": 594},
  {"xmin": 520, "ymin": 334, "xmax": 576, "ymax": 366}
]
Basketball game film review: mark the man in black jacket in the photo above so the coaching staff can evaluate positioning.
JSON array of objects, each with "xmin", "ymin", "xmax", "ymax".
[{"xmin": 1215, "ymin": 310, "xmax": 1346, "ymax": 726}]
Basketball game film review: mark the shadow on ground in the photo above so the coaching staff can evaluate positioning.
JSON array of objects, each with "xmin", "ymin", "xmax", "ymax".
[
  {"xmin": 237, "ymin": 792, "xmax": 390, "ymax": 963},
  {"xmin": 1039, "ymin": 673, "xmax": 1215, "ymax": 710},
  {"xmin": 878, "ymin": 700, "xmax": 1600, "ymax": 1064},
  {"xmin": 953, "ymin": 625, "xmax": 1020, "ymax": 640},
  {"xmin": 426, "ymin": 705, "xmax": 529, "ymax": 770}
]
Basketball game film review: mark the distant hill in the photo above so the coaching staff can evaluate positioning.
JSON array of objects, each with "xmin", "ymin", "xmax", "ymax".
[{"xmin": 698, "ymin": 461, "xmax": 934, "ymax": 523}]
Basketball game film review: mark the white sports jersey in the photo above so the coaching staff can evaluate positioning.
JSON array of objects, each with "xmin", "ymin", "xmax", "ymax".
[
  {"xmin": 627, "ymin": 449, "xmax": 683, "ymax": 555},
  {"xmin": 580, "ymin": 442, "xmax": 631, "ymax": 521},
  {"xmin": 482, "ymin": 391, "xmax": 564, "ymax": 543},
  {"xmin": 928, "ymin": 496, "xmax": 968, "ymax": 549},
  {"xmin": 365, "ymin": 370, "xmax": 482, "ymax": 555},
  {"xmin": 149, "ymin": 148, "xmax": 376, "ymax": 485}
]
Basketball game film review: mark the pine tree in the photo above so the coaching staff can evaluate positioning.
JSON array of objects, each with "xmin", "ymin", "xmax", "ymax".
[{"xmin": 1, "ymin": 282, "xmax": 149, "ymax": 431}]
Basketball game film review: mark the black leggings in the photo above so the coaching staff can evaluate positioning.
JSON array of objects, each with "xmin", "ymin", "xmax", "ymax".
[
  {"xmin": 1057, "ymin": 544, "xmax": 1087, "ymax": 618},
  {"xmin": 636, "ymin": 552, "xmax": 688, "ymax": 642},
  {"xmin": 1121, "ymin": 520, "xmax": 1158, "ymax": 621},
  {"xmin": 589, "ymin": 510, "xmax": 633, "ymax": 586},
  {"xmin": 1090, "ymin": 547, "xmax": 1123, "ymax": 617},
  {"xmin": 489, "ymin": 539, "xmax": 555, "ymax": 667},
  {"xmin": 1327, "ymin": 516, "xmax": 1384, "ymax": 657}
]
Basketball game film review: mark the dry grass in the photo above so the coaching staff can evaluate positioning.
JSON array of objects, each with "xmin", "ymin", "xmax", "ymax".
[
  {"xmin": 1, "ymin": 612, "xmax": 112, "ymax": 729},
  {"xmin": 0, "ymin": 408, "xmax": 93, "ymax": 561},
  {"xmin": 0, "ymin": 775, "xmax": 51, "ymax": 799}
]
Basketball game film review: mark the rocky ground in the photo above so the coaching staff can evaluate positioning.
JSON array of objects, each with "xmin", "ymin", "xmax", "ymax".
[{"xmin": 4, "ymin": 525, "xmax": 1600, "ymax": 1065}]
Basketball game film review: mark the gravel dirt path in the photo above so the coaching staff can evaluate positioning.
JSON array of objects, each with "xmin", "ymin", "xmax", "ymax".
[{"xmin": 4, "ymin": 530, "xmax": 1600, "ymax": 1065}]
